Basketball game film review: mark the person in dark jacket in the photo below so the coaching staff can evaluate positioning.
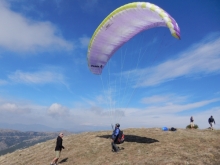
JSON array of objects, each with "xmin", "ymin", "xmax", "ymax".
[
  {"xmin": 190, "ymin": 116, "xmax": 194, "ymax": 129},
  {"xmin": 111, "ymin": 123, "xmax": 120, "ymax": 152},
  {"xmin": 208, "ymin": 116, "xmax": 216, "ymax": 130},
  {"xmin": 50, "ymin": 133, "xmax": 65, "ymax": 165}
]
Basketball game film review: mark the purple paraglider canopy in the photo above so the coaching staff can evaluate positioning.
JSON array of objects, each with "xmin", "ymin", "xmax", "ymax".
[{"xmin": 87, "ymin": 2, "xmax": 180, "ymax": 75}]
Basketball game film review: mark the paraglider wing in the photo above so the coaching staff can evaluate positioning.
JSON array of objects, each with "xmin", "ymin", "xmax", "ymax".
[{"xmin": 87, "ymin": 2, "xmax": 180, "ymax": 75}]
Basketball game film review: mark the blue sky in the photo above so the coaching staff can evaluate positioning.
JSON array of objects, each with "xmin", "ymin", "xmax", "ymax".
[{"xmin": 0, "ymin": 0, "xmax": 220, "ymax": 131}]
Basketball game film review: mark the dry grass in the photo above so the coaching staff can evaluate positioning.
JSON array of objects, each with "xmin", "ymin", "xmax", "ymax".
[{"xmin": 0, "ymin": 128, "xmax": 219, "ymax": 165}]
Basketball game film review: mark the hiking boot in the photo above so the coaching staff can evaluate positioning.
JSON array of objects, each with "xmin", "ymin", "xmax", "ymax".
[
  {"xmin": 115, "ymin": 149, "xmax": 119, "ymax": 152},
  {"xmin": 112, "ymin": 149, "xmax": 119, "ymax": 152}
]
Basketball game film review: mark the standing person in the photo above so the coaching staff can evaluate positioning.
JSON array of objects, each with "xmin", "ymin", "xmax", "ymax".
[
  {"xmin": 208, "ymin": 116, "xmax": 216, "ymax": 130},
  {"xmin": 190, "ymin": 116, "xmax": 194, "ymax": 129},
  {"xmin": 111, "ymin": 123, "xmax": 120, "ymax": 152},
  {"xmin": 50, "ymin": 133, "xmax": 65, "ymax": 165}
]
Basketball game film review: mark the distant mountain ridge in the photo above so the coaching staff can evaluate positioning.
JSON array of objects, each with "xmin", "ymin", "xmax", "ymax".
[
  {"xmin": 0, "ymin": 122, "xmax": 64, "ymax": 132},
  {"xmin": 0, "ymin": 122, "xmax": 111, "ymax": 133},
  {"xmin": 0, "ymin": 129, "xmax": 60, "ymax": 156}
]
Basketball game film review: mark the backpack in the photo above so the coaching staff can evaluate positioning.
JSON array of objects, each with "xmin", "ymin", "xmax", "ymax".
[
  {"xmin": 209, "ymin": 118, "xmax": 214, "ymax": 122},
  {"xmin": 116, "ymin": 130, "xmax": 125, "ymax": 144},
  {"xmin": 170, "ymin": 127, "xmax": 177, "ymax": 131}
]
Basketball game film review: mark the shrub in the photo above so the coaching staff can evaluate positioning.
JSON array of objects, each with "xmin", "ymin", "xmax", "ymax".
[{"xmin": 186, "ymin": 124, "xmax": 199, "ymax": 129}]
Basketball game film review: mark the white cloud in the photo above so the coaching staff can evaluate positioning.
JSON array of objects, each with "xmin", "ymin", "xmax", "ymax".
[
  {"xmin": 73, "ymin": 91, "xmax": 220, "ymax": 129},
  {"xmin": 0, "ymin": 97, "xmax": 71, "ymax": 127},
  {"xmin": 0, "ymin": 102, "xmax": 31, "ymax": 114},
  {"xmin": 120, "ymin": 107, "xmax": 220, "ymax": 129},
  {"xmin": 0, "ymin": 1, "xmax": 73, "ymax": 52},
  {"xmin": 47, "ymin": 103, "xmax": 70, "ymax": 117},
  {"xmin": 122, "ymin": 35, "xmax": 220, "ymax": 87},
  {"xmin": 68, "ymin": 100, "xmax": 220, "ymax": 129},
  {"xmin": 0, "ymin": 95, "xmax": 219, "ymax": 130},
  {"xmin": 79, "ymin": 35, "xmax": 90, "ymax": 48},
  {"xmin": 8, "ymin": 70, "xmax": 66, "ymax": 85},
  {"xmin": 89, "ymin": 106, "xmax": 124, "ymax": 117}
]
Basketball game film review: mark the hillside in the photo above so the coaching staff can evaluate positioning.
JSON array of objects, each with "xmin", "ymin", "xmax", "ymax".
[
  {"xmin": 0, "ymin": 129, "xmax": 58, "ymax": 155},
  {"xmin": 0, "ymin": 128, "xmax": 219, "ymax": 165}
]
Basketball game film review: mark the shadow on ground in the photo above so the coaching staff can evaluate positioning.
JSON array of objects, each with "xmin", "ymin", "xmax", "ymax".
[
  {"xmin": 97, "ymin": 135, "xmax": 159, "ymax": 143},
  {"xmin": 59, "ymin": 158, "xmax": 68, "ymax": 164}
]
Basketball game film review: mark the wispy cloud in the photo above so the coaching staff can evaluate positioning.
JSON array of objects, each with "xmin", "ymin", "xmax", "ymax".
[
  {"xmin": 0, "ymin": 79, "xmax": 7, "ymax": 85},
  {"xmin": 140, "ymin": 94, "xmax": 188, "ymax": 106},
  {"xmin": 81, "ymin": 88, "xmax": 120, "ymax": 111},
  {"xmin": 78, "ymin": 0, "xmax": 99, "ymax": 12},
  {"xmin": 122, "ymin": 35, "xmax": 220, "ymax": 87},
  {"xmin": 79, "ymin": 35, "xmax": 90, "ymax": 48},
  {"xmin": 8, "ymin": 69, "xmax": 66, "ymax": 85},
  {"xmin": 0, "ymin": 1, "xmax": 73, "ymax": 52},
  {"xmin": 136, "ymin": 94, "xmax": 220, "ymax": 117},
  {"xmin": 140, "ymin": 98, "xmax": 220, "ymax": 115},
  {"xmin": 141, "ymin": 95, "xmax": 172, "ymax": 104}
]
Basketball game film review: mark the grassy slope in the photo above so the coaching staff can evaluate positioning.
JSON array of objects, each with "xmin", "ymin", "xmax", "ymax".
[{"xmin": 0, "ymin": 128, "xmax": 219, "ymax": 165}]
